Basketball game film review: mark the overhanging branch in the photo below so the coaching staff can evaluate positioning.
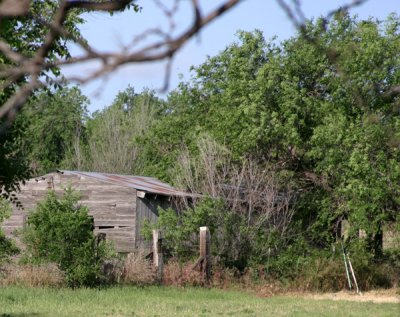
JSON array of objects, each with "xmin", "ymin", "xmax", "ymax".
[{"xmin": 0, "ymin": 0, "xmax": 242, "ymax": 126}]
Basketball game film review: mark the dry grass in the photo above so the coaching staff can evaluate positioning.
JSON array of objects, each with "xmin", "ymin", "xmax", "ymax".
[
  {"xmin": 121, "ymin": 252, "xmax": 155, "ymax": 285},
  {"xmin": 0, "ymin": 253, "xmax": 157, "ymax": 288},
  {"xmin": 162, "ymin": 260, "xmax": 269, "ymax": 289},
  {"xmin": 0, "ymin": 263, "xmax": 64, "ymax": 287},
  {"xmin": 162, "ymin": 258, "xmax": 398, "ymax": 299},
  {"xmin": 103, "ymin": 252, "xmax": 156, "ymax": 285},
  {"xmin": 163, "ymin": 259, "xmax": 204, "ymax": 286},
  {"xmin": 302, "ymin": 289, "xmax": 400, "ymax": 304}
]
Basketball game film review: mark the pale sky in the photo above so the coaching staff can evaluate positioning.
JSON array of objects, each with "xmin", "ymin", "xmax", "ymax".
[{"xmin": 61, "ymin": 0, "xmax": 400, "ymax": 113}]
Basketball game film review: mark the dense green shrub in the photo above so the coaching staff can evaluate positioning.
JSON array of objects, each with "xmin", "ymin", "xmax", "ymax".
[
  {"xmin": 142, "ymin": 197, "xmax": 221, "ymax": 260},
  {"xmin": 143, "ymin": 197, "xmax": 293, "ymax": 271},
  {"xmin": 22, "ymin": 189, "xmax": 113, "ymax": 287}
]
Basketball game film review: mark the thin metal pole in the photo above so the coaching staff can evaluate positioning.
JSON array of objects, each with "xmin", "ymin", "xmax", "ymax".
[
  {"xmin": 341, "ymin": 242, "xmax": 352, "ymax": 290},
  {"xmin": 347, "ymin": 254, "xmax": 360, "ymax": 295}
]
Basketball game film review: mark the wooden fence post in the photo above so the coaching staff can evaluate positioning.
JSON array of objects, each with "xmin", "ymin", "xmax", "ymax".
[
  {"xmin": 199, "ymin": 226, "xmax": 211, "ymax": 284},
  {"xmin": 152, "ymin": 229, "xmax": 163, "ymax": 283}
]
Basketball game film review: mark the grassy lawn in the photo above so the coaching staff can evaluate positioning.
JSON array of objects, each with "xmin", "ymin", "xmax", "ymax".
[{"xmin": 0, "ymin": 286, "xmax": 398, "ymax": 317}]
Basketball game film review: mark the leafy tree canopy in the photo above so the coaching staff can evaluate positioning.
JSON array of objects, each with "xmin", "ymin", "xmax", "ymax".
[
  {"xmin": 140, "ymin": 13, "xmax": 400, "ymax": 255},
  {"xmin": 17, "ymin": 86, "xmax": 89, "ymax": 174}
]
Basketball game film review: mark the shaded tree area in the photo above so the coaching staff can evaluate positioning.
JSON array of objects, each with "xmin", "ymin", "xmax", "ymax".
[
  {"xmin": 10, "ymin": 85, "xmax": 165, "ymax": 176},
  {"xmin": 16, "ymin": 87, "xmax": 89, "ymax": 174},
  {"xmin": 0, "ymin": 0, "xmax": 84, "ymax": 200},
  {"xmin": 0, "ymin": 0, "xmax": 242, "ymax": 200},
  {"xmin": 1, "ymin": 6, "xmax": 399, "ymax": 285}
]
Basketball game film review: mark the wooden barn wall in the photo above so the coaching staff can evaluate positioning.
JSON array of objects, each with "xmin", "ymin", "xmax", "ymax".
[
  {"xmin": 135, "ymin": 195, "xmax": 171, "ymax": 250},
  {"xmin": 2, "ymin": 172, "xmax": 137, "ymax": 253}
]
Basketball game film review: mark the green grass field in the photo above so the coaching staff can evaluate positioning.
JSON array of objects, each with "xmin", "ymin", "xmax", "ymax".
[{"xmin": 0, "ymin": 286, "xmax": 398, "ymax": 317}]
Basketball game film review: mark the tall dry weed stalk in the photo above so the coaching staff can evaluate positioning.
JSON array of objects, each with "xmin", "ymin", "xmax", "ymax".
[
  {"xmin": 163, "ymin": 259, "xmax": 205, "ymax": 287},
  {"xmin": 172, "ymin": 135, "xmax": 296, "ymax": 262},
  {"xmin": 102, "ymin": 252, "xmax": 156, "ymax": 285},
  {"xmin": 163, "ymin": 259, "xmax": 279, "ymax": 290},
  {"xmin": 121, "ymin": 252, "xmax": 155, "ymax": 285},
  {"xmin": 175, "ymin": 135, "xmax": 295, "ymax": 234}
]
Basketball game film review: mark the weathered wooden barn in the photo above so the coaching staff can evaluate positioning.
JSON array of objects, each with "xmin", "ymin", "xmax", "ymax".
[{"xmin": 2, "ymin": 170, "xmax": 197, "ymax": 252}]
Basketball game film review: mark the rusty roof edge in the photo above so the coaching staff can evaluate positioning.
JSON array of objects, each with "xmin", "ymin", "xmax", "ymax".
[{"xmin": 57, "ymin": 170, "xmax": 201, "ymax": 198}]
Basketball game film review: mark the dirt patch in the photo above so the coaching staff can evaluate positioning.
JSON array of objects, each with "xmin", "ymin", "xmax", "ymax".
[
  {"xmin": 293, "ymin": 289, "xmax": 400, "ymax": 304},
  {"xmin": 255, "ymin": 285, "xmax": 400, "ymax": 303}
]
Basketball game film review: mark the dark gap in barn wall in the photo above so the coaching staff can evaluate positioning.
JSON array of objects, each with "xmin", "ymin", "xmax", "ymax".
[{"xmin": 135, "ymin": 194, "xmax": 172, "ymax": 251}]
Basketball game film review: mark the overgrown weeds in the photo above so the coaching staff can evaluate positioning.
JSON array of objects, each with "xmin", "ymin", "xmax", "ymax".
[
  {"xmin": 163, "ymin": 259, "xmax": 204, "ymax": 286},
  {"xmin": 120, "ymin": 253, "xmax": 155, "ymax": 285},
  {"xmin": 161, "ymin": 252, "xmax": 398, "ymax": 293},
  {"xmin": 287, "ymin": 256, "xmax": 399, "ymax": 292},
  {"xmin": 0, "ymin": 263, "xmax": 64, "ymax": 287},
  {"xmin": 0, "ymin": 253, "xmax": 397, "ymax": 293},
  {"xmin": 100, "ymin": 252, "xmax": 157, "ymax": 285}
]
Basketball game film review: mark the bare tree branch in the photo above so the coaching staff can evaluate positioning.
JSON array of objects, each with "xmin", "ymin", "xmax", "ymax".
[
  {"xmin": 0, "ymin": 0, "xmax": 243, "ymax": 127},
  {"xmin": 65, "ymin": 0, "xmax": 132, "ymax": 11},
  {"xmin": 277, "ymin": 0, "xmax": 369, "ymax": 31},
  {"xmin": 58, "ymin": 0, "xmax": 242, "ymax": 78},
  {"xmin": 0, "ymin": 0, "xmax": 30, "ymax": 17},
  {"xmin": 325, "ymin": 0, "xmax": 369, "ymax": 21}
]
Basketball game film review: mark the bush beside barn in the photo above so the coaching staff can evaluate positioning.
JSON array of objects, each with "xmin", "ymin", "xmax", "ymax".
[{"xmin": 2, "ymin": 170, "xmax": 197, "ymax": 253}]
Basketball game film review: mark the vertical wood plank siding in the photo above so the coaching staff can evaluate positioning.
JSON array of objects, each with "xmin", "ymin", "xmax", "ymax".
[
  {"xmin": 135, "ymin": 196, "xmax": 159, "ymax": 250},
  {"xmin": 2, "ymin": 171, "xmax": 192, "ymax": 254},
  {"xmin": 135, "ymin": 195, "xmax": 172, "ymax": 251},
  {"xmin": 2, "ymin": 172, "xmax": 138, "ymax": 253}
]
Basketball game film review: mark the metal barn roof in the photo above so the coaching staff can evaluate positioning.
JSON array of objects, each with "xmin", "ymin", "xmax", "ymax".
[{"xmin": 57, "ymin": 170, "xmax": 200, "ymax": 198}]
